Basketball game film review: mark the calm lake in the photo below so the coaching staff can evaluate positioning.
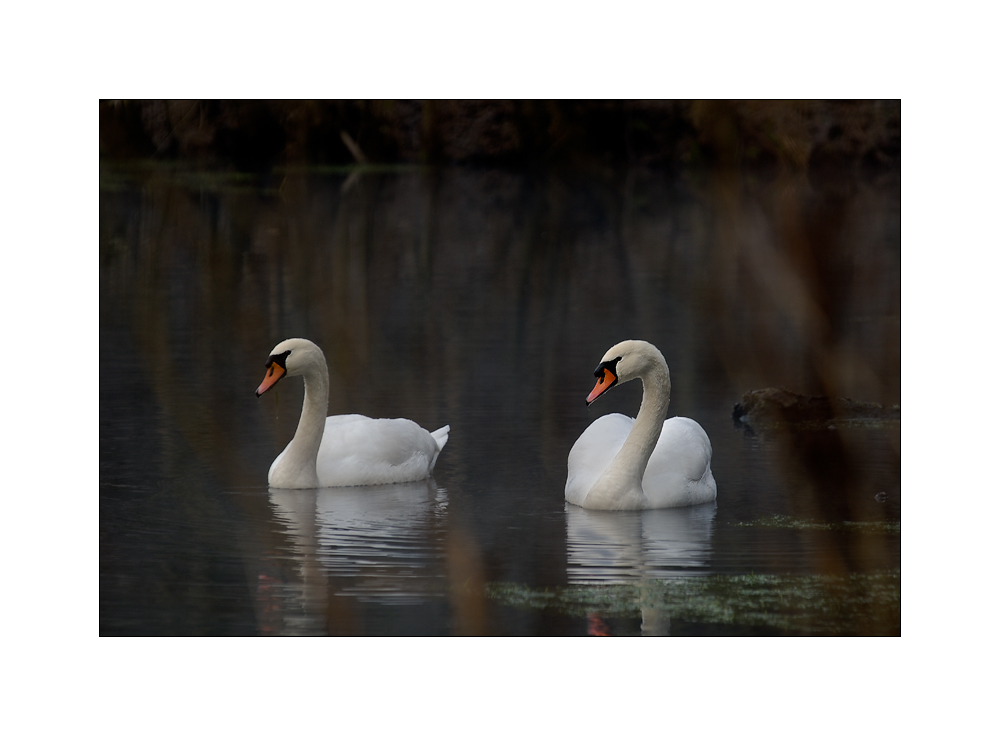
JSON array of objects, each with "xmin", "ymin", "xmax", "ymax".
[{"xmin": 100, "ymin": 162, "xmax": 900, "ymax": 635}]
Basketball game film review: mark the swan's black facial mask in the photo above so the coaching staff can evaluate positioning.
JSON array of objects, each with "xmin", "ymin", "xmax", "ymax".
[
  {"xmin": 586, "ymin": 357, "xmax": 622, "ymax": 406},
  {"xmin": 264, "ymin": 350, "xmax": 291, "ymax": 370},
  {"xmin": 256, "ymin": 350, "xmax": 291, "ymax": 397}
]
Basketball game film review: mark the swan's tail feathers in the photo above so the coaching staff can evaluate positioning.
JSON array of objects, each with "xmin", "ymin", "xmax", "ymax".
[
  {"xmin": 428, "ymin": 425, "xmax": 450, "ymax": 471},
  {"xmin": 431, "ymin": 425, "xmax": 450, "ymax": 452}
]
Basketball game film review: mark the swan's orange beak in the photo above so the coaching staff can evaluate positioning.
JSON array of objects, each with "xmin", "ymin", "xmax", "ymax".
[
  {"xmin": 586, "ymin": 368, "xmax": 617, "ymax": 405},
  {"xmin": 256, "ymin": 363, "xmax": 286, "ymax": 397}
]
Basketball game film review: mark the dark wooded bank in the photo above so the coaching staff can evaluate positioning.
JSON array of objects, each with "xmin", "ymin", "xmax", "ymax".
[{"xmin": 100, "ymin": 100, "xmax": 900, "ymax": 175}]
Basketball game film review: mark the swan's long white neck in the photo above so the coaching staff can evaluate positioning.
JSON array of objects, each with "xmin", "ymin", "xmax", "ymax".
[
  {"xmin": 587, "ymin": 352, "xmax": 671, "ymax": 509},
  {"xmin": 270, "ymin": 355, "xmax": 329, "ymax": 488},
  {"xmin": 620, "ymin": 365, "xmax": 671, "ymax": 477}
]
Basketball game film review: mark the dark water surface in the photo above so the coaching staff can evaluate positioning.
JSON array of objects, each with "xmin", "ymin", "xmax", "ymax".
[{"xmin": 100, "ymin": 162, "xmax": 900, "ymax": 635}]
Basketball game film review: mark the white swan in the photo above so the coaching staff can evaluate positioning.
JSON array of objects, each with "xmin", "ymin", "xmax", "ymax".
[
  {"xmin": 255, "ymin": 338, "xmax": 449, "ymax": 489},
  {"xmin": 565, "ymin": 340, "xmax": 717, "ymax": 510}
]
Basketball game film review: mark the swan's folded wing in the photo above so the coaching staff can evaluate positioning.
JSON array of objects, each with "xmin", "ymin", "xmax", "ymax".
[
  {"xmin": 323, "ymin": 414, "xmax": 370, "ymax": 428},
  {"xmin": 316, "ymin": 416, "xmax": 440, "ymax": 486},
  {"xmin": 643, "ymin": 417, "xmax": 716, "ymax": 507}
]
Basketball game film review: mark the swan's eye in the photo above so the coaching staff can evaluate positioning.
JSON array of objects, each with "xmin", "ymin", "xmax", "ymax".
[
  {"xmin": 593, "ymin": 357, "xmax": 622, "ymax": 381},
  {"xmin": 265, "ymin": 349, "xmax": 292, "ymax": 370}
]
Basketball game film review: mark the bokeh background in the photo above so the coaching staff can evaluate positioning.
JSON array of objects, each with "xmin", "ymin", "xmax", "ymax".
[{"xmin": 100, "ymin": 100, "xmax": 900, "ymax": 635}]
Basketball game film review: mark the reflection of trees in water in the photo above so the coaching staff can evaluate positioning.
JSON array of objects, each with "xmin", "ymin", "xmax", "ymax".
[
  {"xmin": 100, "ymin": 159, "xmax": 899, "ymax": 628},
  {"xmin": 693, "ymin": 147, "xmax": 900, "ymax": 577}
]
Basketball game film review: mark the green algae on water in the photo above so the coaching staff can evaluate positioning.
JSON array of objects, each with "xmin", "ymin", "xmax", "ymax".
[
  {"xmin": 486, "ymin": 570, "xmax": 900, "ymax": 635},
  {"xmin": 733, "ymin": 514, "xmax": 900, "ymax": 534}
]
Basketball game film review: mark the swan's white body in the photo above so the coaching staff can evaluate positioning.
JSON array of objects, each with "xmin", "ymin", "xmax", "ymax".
[
  {"xmin": 565, "ymin": 340, "xmax": 716, "ymax": 511},
  {"xmin": 257, "ymin": 338, "xmax": 449, "ymax": 489}
]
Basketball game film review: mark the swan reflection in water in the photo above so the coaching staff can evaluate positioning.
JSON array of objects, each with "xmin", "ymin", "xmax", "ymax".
[
  {"xmin": 262, "ymin": 480, "xmax": 448, "ymax": 634},
  {"xmin": 565, "ymin": 502, "xmax": 717, "ymax": 635}
]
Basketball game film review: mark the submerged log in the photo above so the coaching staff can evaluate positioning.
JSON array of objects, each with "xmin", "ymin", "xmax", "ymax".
[{"xmin": 732, "ymin": 387, "xmax": 900, "ymax": 432}]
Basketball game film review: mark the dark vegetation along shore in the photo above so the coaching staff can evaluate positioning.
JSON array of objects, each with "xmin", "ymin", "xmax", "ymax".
[{"xmin": 100, "ymin": 100, "xmax": 900, "ymax": 178}]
